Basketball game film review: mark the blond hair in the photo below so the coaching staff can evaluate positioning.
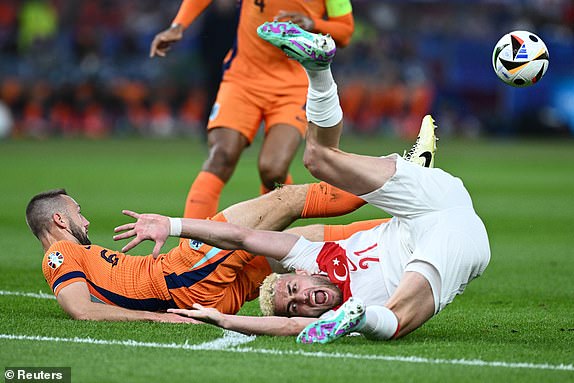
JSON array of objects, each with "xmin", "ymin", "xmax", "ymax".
[{"xmin": 259, "ymin": 273, "xmax": 281, "ymax": 316}]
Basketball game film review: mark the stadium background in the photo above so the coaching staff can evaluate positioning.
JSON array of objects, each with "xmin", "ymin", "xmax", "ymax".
[{"xmin": 0, "ymin": 0, "xmax": 573, "ymax": 140}]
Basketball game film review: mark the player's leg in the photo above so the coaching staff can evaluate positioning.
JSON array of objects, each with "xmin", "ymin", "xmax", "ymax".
[
  {"xmin": 258, "ymin": 82, "xmax": 307, "ymax": 194},
  {"xmin": 295, "ymin": 121, "xmax": 435, "ymax": 220},
  {"xmin": 220, "ymin": 184, "xmax": 308, "ymax": 231},
  {"xmin": 322, "ymin": 219, "xmax": 389, "ymax": 241},
  {"xmin": 306, "ymin": 116, "xmax": 437, "ymax": 197},
  {"xmin": 220, "ymin": 179, "xmax": 372, "ymax": 232},
  {"xmin": 202, "ymin": 128, "xmax": 249, "ymax": 182},
  {"xmin": 183, "ymin": 128, "xmax": 248, "ymax": 219},
  {"xmin": 286, "ymin": 219, "xmax": 388, "ymax": 242},
  {"xmin": 258, "ymin": 22, "xmax": 397, "ymax": 196},
  {"xmin": 348, "ymin": 266, "xmax": 436, "ymax": 341},
  {"xmin": 183, "ymin": 81, "xmax": 261, "ymax": 219},
  {"xmin": 258, "ymin": 123, "xmax": 301, "ymax": 192},
  {"xmin": 380, "ymin": 270, "xmax": 436, "ymax": 338}
]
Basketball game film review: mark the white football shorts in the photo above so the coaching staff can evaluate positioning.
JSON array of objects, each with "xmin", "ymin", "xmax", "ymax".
[{"xmin": 359, "ymin": 154, "xmax": 491, "ymax": 313}]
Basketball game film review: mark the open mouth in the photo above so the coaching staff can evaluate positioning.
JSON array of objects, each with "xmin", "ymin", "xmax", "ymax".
[{"xmin": 312, "ymin": 290, "xmax": 328, "ymax": 305}]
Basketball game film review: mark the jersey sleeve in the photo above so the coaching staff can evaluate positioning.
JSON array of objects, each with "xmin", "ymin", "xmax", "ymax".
[
  {"xmin": 172, "ymin": 0, "xmax": 213, "ymax": 28},
  {"xmin": 280, "ymin": 237, "xmax": 322, "ymax": 273},
  {"xmin": 313, "ymin": 1, "xmax": 354, "ymax": 47},
  {"xmin": 42, "ymin": 242, "xmax": 87, "ymax": 297}
]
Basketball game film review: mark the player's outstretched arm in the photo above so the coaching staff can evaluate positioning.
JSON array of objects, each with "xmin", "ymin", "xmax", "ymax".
[
  {"xmin": 113, "ymin": 210, "xmax": 299, "ymax": 260},
  {"xmin": 150, "ymin": 0, "xmax": 212, "ymax": 57},
  {"xmin": 57, "ymin": 282, "xmax": 196, "ymax": 323},
  {"xmin": 169, "ymin": 304, "xmax": 315, "ymax": 336}
]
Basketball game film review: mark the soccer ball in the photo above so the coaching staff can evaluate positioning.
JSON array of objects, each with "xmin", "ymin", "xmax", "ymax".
[{"xmin": 492, "ymin": 30, "xmax": 549, "ymax": 87}]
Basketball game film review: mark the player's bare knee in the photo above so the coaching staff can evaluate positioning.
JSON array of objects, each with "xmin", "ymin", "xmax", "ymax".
[
  {"xmin": 203, "ymin": 145, "xmax": 242, "ymax": 178},
  {"xmin": 302, "ymin": 142, "xmax": 329, "ymax": 178},
  {"xmin": 258, "ymin": 163, "xmax": 288, "ymax": 189}
]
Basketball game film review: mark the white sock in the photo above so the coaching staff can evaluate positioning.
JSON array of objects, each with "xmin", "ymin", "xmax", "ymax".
[
  {"xmin": 357, "ymin": 305, "xmax": 399, "ymax": 340},
  {"xmin": 306, "ymin": 68, "xmax": 335, "ymax": 92},
  {"xmin": 305, "ymin": 68, "xmax": 342, "ymax": 128}
]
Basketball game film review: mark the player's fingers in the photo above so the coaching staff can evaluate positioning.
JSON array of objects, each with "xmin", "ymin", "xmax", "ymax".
[
  {"xmin": 191, "ymin": 303, "xmax": 205, "ymax": 310},
  {"xmin": 149, "ymin": 41, "xmax": 158, "ymax": 57},
  {"xmin": 112, "ymin": 229, "xmax": 135, "ymax": 241},
  {"xmin": 291, "ymin": 16, "xmax": 308, "ymax": 27},
  {"xmin": 121, "ymin": 237, "xmax": 142, "ymax": 253},
  {"xmin": 150, "ymin": 36, "xmax": 167, "ymax": 57},
  {"xmin": 168, "ymin": 308, "xmax": 192, "ymax": 316},
  {"xmin": 113, "ymin": 223, "xmax": 134, "ymax": 233},
  {"xmin": 122, "ymin": 210, "xmax": 140, "ymax": 219},
  {"xmin": 159, "ymin": 44, "xmax": 172, "ymax": 54},
  {"xmin": 154, "ymin": 39, "xmax": 173, "ymax": 56},
  {"xmin": 276, "ymin": 10, "xmax": 295, "ymax": 18},
  {"xmin": 152, "ymin": 241, "xmax": 164, "ymax": 259}
]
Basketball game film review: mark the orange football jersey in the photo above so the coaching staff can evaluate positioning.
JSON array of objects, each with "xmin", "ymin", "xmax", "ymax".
[{"xmin": 42, "ymin": 236, "xmax": 270, "ymax": 314}]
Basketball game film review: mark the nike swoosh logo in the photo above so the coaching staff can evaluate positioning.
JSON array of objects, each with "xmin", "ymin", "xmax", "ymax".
[
  {"xmin": 419, "ymin": 152, "xmax": 432, "ymax": 167},
  {"xmin": 281, "ymin": 44, "xmax": 300, "ymax": 56}
]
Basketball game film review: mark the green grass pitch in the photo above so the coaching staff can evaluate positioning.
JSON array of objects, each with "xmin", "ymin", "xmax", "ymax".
[{"xmin": 1, "ymin": 136, "xmax": 573, "ymax": 383}]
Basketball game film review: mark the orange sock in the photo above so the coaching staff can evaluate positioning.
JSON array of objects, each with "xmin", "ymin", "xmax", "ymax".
[
  {"xmin": 324, "ymin": 219, "xmax": 390, "ymax": 241},
  {"xmin": 260, "ymin": 174, "xmax": 293, "ymax": 195},
  {"xmin": 301, "ymin": 182, "xmax": 367, "ymax": 218},
  {"xmin": 183, "ymin": 171, "xmax": 225, "ymax": 219}
]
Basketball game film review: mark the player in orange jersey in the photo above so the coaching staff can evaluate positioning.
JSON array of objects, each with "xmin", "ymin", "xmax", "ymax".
[
  {"xmin": 150, "ymin": 0, "xmax": 354, "ymax": 220},
  {"xmin": 26, "ymin": 181, "xmax": 382, "ymax": 322}
]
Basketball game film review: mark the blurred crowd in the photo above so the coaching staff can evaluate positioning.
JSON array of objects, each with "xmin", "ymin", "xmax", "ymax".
[{"xmin": 0, "ymin": 0, "xmax": 573, "ymax": 139}]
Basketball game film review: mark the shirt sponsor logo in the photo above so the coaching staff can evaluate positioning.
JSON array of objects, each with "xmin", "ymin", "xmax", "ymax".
[{"xmin": 47, "ymin": 251, "xmax": 64, "ymax": 269}]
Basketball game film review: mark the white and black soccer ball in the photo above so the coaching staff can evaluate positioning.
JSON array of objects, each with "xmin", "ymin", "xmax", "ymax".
[{"xmin": 492, "ymin": 30, "xmax": 549, "ymax": 88}]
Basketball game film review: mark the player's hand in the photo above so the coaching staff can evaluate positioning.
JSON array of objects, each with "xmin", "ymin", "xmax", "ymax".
[
  {"xmin": 113, "ymin": 210, "xmax": 170, "ymax": 258},
  {"xmin": 275, "ymin": 11, "xmax": 314, "ymax": 31},
  {"xmin": 150, "ymin": 24, "xmax": 184, "ymax": 58},
  {"xmin": 168, "ymin": 304, "xmax": 225, "ymax": 327},
  {"xmin": 156, "ymin": 312, "xmax": 202, "ymax": 324}
]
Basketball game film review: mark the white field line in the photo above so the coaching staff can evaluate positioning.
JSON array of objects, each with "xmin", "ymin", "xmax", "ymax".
[
  {"xmin": 194, "ymin": 330, "xmax": 256, "ymax": 349},
  {"xmin": 0, "ymin": 290, "xmax": 56, "ymax": 300},
  {"xmin": 1, "ymin": 333, "xmax": 573, "ymax": 372}
]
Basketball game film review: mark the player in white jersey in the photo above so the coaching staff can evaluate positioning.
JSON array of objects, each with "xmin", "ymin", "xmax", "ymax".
[{"xmin": 115, "ymin": 22, "xmax": 490, "ymax": 343}]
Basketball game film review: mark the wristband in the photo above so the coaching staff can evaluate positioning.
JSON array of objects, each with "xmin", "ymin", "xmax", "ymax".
[{"xmin": 169, "ymin": 217, "xmax": 182, "ymax": 237}]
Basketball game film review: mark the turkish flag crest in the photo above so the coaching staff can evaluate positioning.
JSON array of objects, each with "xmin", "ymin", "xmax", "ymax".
[{"xmin": 316, "ymin": 242, "xmax": 352, "ymax": 301}]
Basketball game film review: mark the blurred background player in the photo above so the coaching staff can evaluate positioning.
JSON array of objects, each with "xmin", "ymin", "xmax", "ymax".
[{"xmin": 149, "ymin": 0, "xmax": 354, "ymax": 219}]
